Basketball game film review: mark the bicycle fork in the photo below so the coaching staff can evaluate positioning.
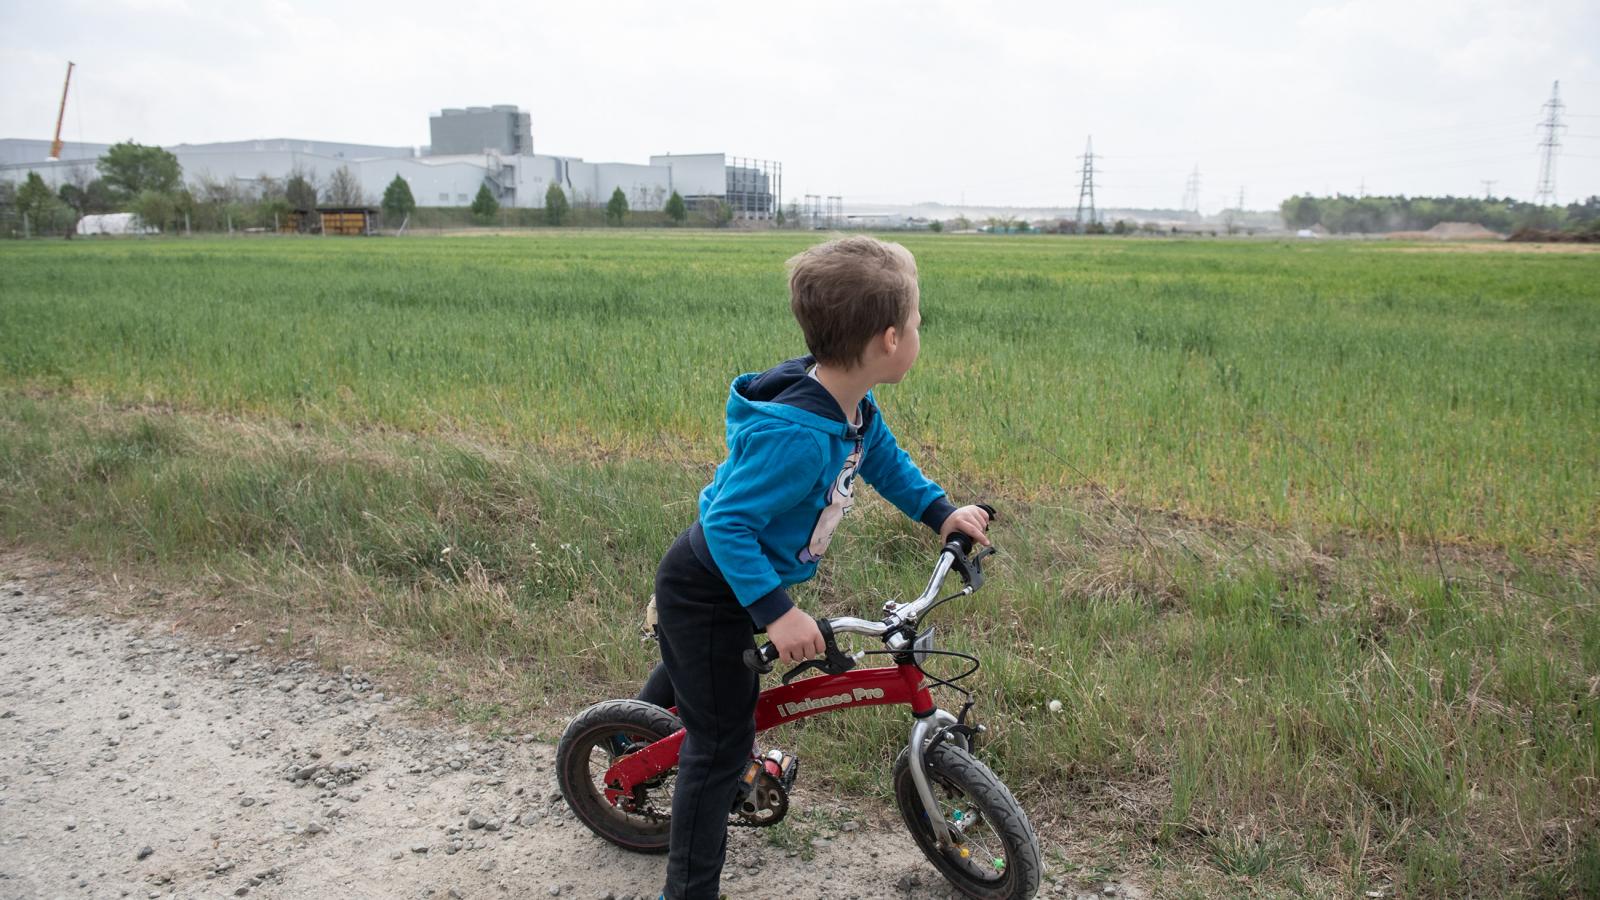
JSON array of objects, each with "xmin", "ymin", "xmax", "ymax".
[{"xmin": 906, "ymin": 708, "xmax": 968, "ymax": 851}]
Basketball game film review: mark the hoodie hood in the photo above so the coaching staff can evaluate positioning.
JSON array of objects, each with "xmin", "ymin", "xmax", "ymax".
[{"xmin": 728, "ymin": 355, "xmax": 874, "ymax": 441}]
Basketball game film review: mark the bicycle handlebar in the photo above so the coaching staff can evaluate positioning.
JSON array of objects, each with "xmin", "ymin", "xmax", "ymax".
[
  {"xmin": 743, "ymin": 504, "xmax": 997, "ymax": 676},
  {"xmin": 944, "ymin": 509, "xmax": 990, "ymax": 556}
]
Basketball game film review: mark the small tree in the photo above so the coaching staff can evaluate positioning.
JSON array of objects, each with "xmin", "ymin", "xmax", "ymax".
[
  {"xmin": 58, "ymin": 165, "xmax": 114, "ymax": 218},
  {"xmin": 17, "ymin": 168, "xmax": 74, "ymax": 230},
  {"xmin": 381, "ymin": 174, "xmax": 416, "ymax": 222},
  {"xmin": 928, "ymin": 220, "xmax": 943, "ymax": 233},
  {"xmin": 17, "ymin": 173, "xmax": 64, "ymax": 232},
  {"xmin": 324, "ymin": 165, "xmax": 367, "ymax": 207},
  {"xmin": 701, "ymin": 199, "xmax": 732, "ymax": 228},
  {"xmin": 285, "ymin": 169, "xmax": 318, "ymax": 210},
  {"xmin": 1281, "ymin": 195, "xmax": 1321, "ymax": 229},
  {"xmin": 59, "ymin": 180, "xmax": 112, "ymax": 216},
  {"xmin": 605, "ymin": 186, "xmax": 629, "ymax": 225},
  {"xmin": 133, "ymin": 189, "xmax": 177, "ymax": 233},
  {"xmin": 544, "ymin": 184, "xmax": 569, "ymax": 225},
  {"xmin": 471, "ymin": 184, "xmax": 499, "ymax": 223},
  {"xmin": 665, "ymin": 191, "xmax": 687, "ymax": 225},
  {"xmin": 97, "ymin": 140, "xmax": 181, "ymax": 201},
  {"xmin": 0, "ymin": 181, "xmax": 14, "ymax": 229}
]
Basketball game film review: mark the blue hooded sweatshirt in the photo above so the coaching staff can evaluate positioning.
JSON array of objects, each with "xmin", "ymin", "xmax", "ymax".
[{"xmin": 686, "ymin": 355, "xmax": 958, "ymax": 628}]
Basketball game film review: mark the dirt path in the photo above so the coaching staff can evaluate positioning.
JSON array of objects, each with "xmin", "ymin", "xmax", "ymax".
[{"xmin": 0, "ymin": 562, "xmax": 1137, "ymax": 900}]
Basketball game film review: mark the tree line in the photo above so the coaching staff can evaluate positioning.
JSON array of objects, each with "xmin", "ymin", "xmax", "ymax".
[
  {"xmin": 1279, "ymin": 193, "xmax": 1600, "ymax": 236},
  {"xmin": 1, "ymin": 139, "xmax": 762, "ymax": 237}
]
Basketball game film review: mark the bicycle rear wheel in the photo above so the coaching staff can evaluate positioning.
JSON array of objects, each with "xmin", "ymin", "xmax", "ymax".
[
  {"xmin": 892, "ymin": 742, "xmax": 1042, "ymax": 899},
  {"xmin": 556, "ymin": 699, "xmax": 681, "ymax": 853}
]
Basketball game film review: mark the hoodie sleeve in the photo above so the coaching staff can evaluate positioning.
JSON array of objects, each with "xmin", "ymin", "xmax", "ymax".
[
  {"xmin": 700, "ymin": 423, "xmax": 826, "ymax": 627},
  {"xmin": 858, "ymin": 407, "xmax": 957, "ymax": 533}
]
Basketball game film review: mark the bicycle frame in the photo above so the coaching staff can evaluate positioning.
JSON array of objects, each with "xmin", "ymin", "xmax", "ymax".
[
  {"xmin": 603, "ymin": 523, "xmax": 1002, "ymax": 853},
  {"xmin": 602, "ymin": 657, "xmax": 965, "ymax": 848}
]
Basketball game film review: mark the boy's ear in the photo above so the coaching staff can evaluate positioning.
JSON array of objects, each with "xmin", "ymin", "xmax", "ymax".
[{"xmin": 880, "ymin": 324, "xmax": 899, "ymax": 355}]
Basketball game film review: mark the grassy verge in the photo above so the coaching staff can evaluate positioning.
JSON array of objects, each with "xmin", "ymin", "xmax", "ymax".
[{"xmin": 2, "ymin": 391, "xmax": 1593, "ymax": 898}]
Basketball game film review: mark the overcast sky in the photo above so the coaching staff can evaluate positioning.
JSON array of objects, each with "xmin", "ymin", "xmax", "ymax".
[{"xmin": 2, "ymin": 0, "xmax": 1597, "ymax": 212}]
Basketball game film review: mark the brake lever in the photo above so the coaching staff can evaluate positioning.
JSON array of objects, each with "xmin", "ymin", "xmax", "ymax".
[
  {"xmin": 780, "ymin": 619, "xmax": 857, "ymax": 685},
  {"xmin": 945, "ymin": 503, "xmax": 998, "ymax": 590},
  {"xmin": 949, "ymin": 544, "xmax": 997, "ymax": 591}
]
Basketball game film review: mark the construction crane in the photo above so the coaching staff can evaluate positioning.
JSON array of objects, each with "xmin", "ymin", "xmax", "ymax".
[{"xmin": 48, "ymin": 61, "xmax": 75, "ymax": 161}]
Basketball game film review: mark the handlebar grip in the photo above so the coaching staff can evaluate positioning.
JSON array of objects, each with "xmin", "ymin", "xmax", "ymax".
[
  {"xmin": 745, "ymin": 615, "xmax": 837, "ymax": 675},
  {"xmin": 945, "ymin": 503, "xmax": 998, "ymax": 555},
  {"xmin": 743, "ymin": 641, "xmax": 780, "ymax": 674}
]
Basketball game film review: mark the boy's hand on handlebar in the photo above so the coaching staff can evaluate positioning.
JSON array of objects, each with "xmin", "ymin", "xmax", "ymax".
[
  {"xmin": 940, "ymin": 504, "xmax": 992, "ymax": 548},
  {"xmin": 767, "ymin": 607, "xmax": 825, "ymax": 664}
]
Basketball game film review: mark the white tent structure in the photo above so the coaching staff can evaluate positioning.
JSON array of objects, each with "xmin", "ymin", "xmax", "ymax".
[{"xmin": 77, "ymin": 213, "xmax": 157, "ymax": 236}]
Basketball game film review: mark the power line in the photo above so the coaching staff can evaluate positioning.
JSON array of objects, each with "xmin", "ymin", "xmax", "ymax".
[
  {"xmin": 1481, "ymin": 179, "xmax": 1497, "ymax": 199},
  {"xmin": 1102, "ymin": 134, "xmax": 1534, "ymax": 179},
  {"xmin": 1535, "ymin": 80, "xmax": 1565, "ymax": 205},
  {"xmin": 1075, "ymin": 136, "xmax": 1099, "ymax": 225},
  {"xmin": 1101, "ymin": 117, "xmax": 1536, "ymax": 162}
]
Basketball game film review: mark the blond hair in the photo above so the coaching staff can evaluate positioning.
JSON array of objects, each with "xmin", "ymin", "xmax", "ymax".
[{"xmin": 786, "ymin": 236, "xmax": 918, "ymax": 367}]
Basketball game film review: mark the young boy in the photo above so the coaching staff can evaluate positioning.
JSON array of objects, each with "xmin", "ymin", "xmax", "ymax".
[{"xmin": 635, "ymin": 235, "xmax": 990, "ymax": 900}]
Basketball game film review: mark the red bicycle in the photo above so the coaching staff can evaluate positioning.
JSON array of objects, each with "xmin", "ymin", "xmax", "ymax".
[{"xmin": 557, "ymin": 514, "xmax": 1042, "ymax": 899}]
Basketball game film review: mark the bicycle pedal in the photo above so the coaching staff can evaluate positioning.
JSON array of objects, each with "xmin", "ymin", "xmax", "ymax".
[
  {"xmin": 734, "ymin": 758, "xmax": 763, "ymax": 804},
  {"xmin": 763, "ymin": 749, "xmax": 799, "ymax": 791}
]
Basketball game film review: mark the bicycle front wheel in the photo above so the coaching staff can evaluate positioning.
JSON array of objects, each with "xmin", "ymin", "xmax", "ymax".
[{"xmin": 892, "ymin": 741, "xmax": 1042, "ymax": 899}]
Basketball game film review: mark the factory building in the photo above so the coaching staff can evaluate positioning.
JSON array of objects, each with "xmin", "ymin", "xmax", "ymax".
[
  {"xmin": 650, "ymin": 154, "xmax": 781, "ymax": 220},
  {"xmin": 0, "ymin": 105, "xmax": 779, "ymax": 218},
  {"xmin": 429, "ymin": 106, "xmax": 532, "ymax": 156}
]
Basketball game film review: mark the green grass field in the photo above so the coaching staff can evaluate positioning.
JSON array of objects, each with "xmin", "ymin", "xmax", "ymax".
[
  {"xmin": 2, "ymin": 233, "xmax": 1596, "ymax": 897},
  {"xmin": 3, "ymin": 234, "xmax": 1596, "ymax": 549}
]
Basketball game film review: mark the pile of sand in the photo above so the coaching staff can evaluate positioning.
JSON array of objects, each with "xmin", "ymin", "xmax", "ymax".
[{"xmin": 1386, "ymin": 221, "xmax": 1503, "ymax": 241}]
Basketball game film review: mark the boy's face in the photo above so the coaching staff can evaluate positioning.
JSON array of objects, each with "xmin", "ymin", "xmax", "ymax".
[{"xmin": 880, "ymin": 285, "xmax": 922, "ymax": 384}]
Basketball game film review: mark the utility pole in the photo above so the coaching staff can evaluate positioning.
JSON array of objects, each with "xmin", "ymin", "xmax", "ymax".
[
  {"xmin": 1480, "ymin": 180, "xmax": 1497, "ymax": 200},
  {"xmin": 1222, "ymin": 187, "xmax": 1246, "ymax": 235},
  {"xmin": 1075, "ymin": 136, "xmax": 1099, "ymax": 226},
  {"xmin": 1181, "ymin": 165, "xmax": 1200, "ymax": 218},
  {"xmin": 1358, "ymin": 178, "xmax": 1367, "ymax": 199},
  {"xmin": 1535, "ymin": 80, "xmax": 1564, "ymax": 206}
]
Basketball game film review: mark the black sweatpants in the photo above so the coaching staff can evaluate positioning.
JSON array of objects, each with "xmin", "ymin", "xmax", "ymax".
[{"xmin": 636, "ymin": 526, "xmax": 760, "ymax": 900}]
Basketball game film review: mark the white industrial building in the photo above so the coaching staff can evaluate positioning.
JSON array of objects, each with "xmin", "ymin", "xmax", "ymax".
[{"xmin": 0, "ymin": 105, "xmax": 780, "ymax": 218}]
